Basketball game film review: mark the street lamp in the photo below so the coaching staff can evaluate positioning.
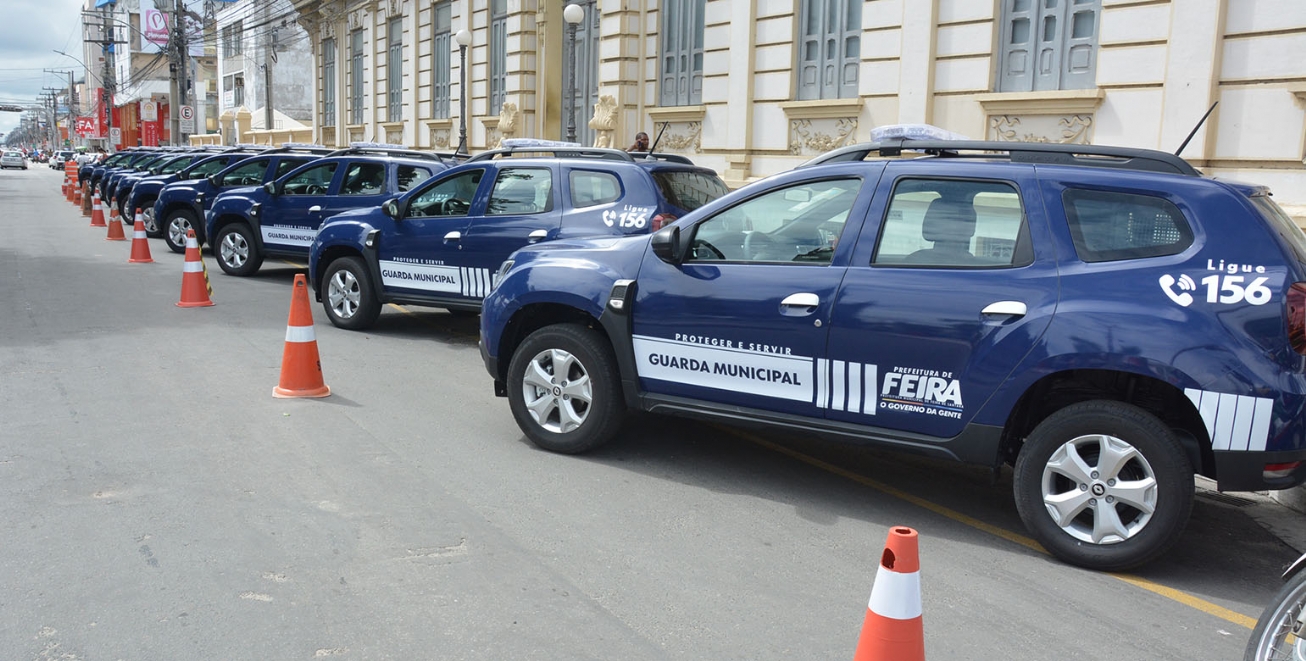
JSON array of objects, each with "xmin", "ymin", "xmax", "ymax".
[
  {"xmin": 563, "ymin": 4, "xmax": 584, "ymax": 144},
  {"xmin": 454, "ymin": 28, "xmax": 472, "ymax": 156}
]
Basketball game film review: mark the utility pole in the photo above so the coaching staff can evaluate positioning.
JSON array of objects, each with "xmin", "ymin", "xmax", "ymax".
[
  {"xmin": 44, "ymin": 69, "xmax": 76, "ymax": 147},
  {"xmin": 172, "ymin": 0, "xmax": 191, "ymax": 144},
  {"xmin": 263, "ymin": 26, "xmax": 276, "ymax": 131},
  {"xmin": 102, "ymin": 3, "xmax": 116, "ymax": 149}
]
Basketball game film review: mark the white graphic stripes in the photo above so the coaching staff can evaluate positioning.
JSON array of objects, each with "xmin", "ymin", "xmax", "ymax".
[
  {"xmin": 815, "ymin": 358, "xmax": 877, "ymax": 414},
  {"xmin": 459, "ymin": 266, "xmax": 492, "ymax": 298},
  {"xmin": 378, "ymin": 260, "xmax": 492, "ymax": 298},
  {"xmin": 1184, "ymin": 388, "xmax": 1274, "ymax": 452}
]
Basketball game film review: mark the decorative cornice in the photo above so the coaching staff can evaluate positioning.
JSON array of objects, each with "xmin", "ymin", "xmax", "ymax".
[
  {"xmin": 647, "ymin": 105, "xmax": 706, "ymax": 124},
  {"xmin": 974, "ymin": 88, "xmax": 1106, "ymax": 115},
  {"xmin": 779, "ymin": 97, "xmax": 864, "ymax": 121}
]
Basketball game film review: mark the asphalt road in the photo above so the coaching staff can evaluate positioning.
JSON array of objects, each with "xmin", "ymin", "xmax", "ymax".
[{"xmin": 0, "ymin": 166, "xmax": 1299, "ymax": 660}]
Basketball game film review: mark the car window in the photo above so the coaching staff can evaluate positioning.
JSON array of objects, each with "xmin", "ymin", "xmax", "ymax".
[
  {"xmin": 396, "ymin": 165, "xmax": 432, "ymax": 192},
  {"xmin": 570, "ymin": 170, "xmax": 622, "ymax": 208},
  {"xmin": 407, "ymin": 169, "xmax": 484, "ymax": 218},
  {"xmin": 873, "ymin": 179, "xmax": 1031, "ymax": 269},
  {"xmin": 1062, "ymin": 189, "xmax": 1193, "ymax": 263},
  {"xmin": 340, "ymin": 162, "xmax": 387, "ymax": 196},
  {"xmin": 283, "ymin": 162, "xmax": 339, "ymax": 195},
  {"xmin": 651, "ymin": 170, "xmax": 729, "ymax": 212},
  {"xmin": 221, "ymin": 159, "xmax": 269, "ymax": 186},
  {"xmin": 159, "ymin": 157, "xmax": 192, "ymax": 175},
  {"xmin": 188, "ymin": 157, "xmax": 230, "ymax": 177},
  {"xmin": 688, "ymin": 178, "xmax": 860, "ymax": 265},
  {"xmin": 488, "ymin": 168, "xmax": 552, "ymax": 216},
  {"xmin": 275, "ymin": 157, "xmax": 313, "ymax": 178}
]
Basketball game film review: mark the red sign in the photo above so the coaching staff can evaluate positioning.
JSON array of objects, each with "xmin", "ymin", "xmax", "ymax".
[
  {"xmin": 141, "ymin": 118, "xmax": 161, "ymax": 147},
  {"xmin": 75, "ymin": 116, "xmax": 101, "ymax": 138}
]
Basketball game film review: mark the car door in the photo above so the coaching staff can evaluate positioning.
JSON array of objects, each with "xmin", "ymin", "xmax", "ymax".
[
  {"xmin": 456, "ymin": 166, "xmax": 562, "ymax": 299},
  {"xmin": 324, "ymin": 160, "xmax": 391, "ymax": 222},
  {"xmin": 630, "ymin": 166, "xmax": 880, "ymax": 418},
  {"xmin": 377, "ymin": 167, "xmax": 489, "ymax": 299},
  {"xmin": 262, "ymin": 160, "xmax": 342, "ymax": 252},
  {"xmin": 823, "ymin": 162, "xmax": 1058, "ymax": 438}
]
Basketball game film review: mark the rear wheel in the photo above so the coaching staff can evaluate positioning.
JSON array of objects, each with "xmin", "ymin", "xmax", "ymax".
[
  {"xmin": 164, "ymin": 209, "xmax": 198, "ymax": 254},
  {"xmin": 214, "ymin": 223, "xmax": 263, "ymax": 276},
  {"xmin": 140, "ymin": 202, "xmax": 162, "ymax": 237},
  {"xmin": 1013, "ymin": 400, "xmax": 1193, "ymax": 571},
  {"xmin": 321, "ymin": 257, "xmax": 381, "ymax": 330},
  {"xmin": 506, "ymin": 324, "xmax": 625, "ymax": 454}
]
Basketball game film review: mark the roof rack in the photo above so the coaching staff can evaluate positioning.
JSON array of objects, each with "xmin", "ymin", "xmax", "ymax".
[
  {"xmin": 324, "ymin": 144, "xmax": 450, "ymax": 163},
  {"xmin": 467, "ymin": 146, "xmax": 635, "ymax": 163},
  {"xmin": 265, "ymin": 144, "xmax": 335, "ymax": 154},
  {"xmin": 627, "ymin": 151, "xmax": 696, "ymax": 165},
  {"xmin": 800, "ymin": 139, "xmax": 1200, "ymax": 176}
]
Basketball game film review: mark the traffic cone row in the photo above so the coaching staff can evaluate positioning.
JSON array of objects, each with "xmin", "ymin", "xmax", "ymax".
[
  {"xmin": 853, "ymin": 526, "xmax": 925, "ymax": 661},
  {"xmin": 67, "ymin": 184, "xmax": 331, "ymax": 401}
]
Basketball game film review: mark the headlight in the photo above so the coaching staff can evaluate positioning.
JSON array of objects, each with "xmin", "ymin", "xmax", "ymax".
[
  {"xmin": 492, "ymin": 259, "xmax": 514, "ymax": 291},
  {"xmin": 249, "ymin": 202, "xmax": 261, "ymax": 218}
]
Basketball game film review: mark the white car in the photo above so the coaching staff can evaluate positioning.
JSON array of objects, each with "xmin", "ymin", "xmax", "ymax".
[{"xmin": 1, "ymin": 151, "xmax": 27, "ymax": 170}]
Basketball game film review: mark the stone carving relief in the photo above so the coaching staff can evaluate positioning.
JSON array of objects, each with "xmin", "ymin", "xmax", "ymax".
[
  {"xmin": 385, "ymin": 126, "xmax": 404, "ymax": 145},
  {"xmin": 496, "ymin": 102, "xmax": 519, "ymax": 148},
  {"xmin": 788, "ymin": 118, "xmax": 858, "ymax": 155},
  {"xmin": 318, "ymin": 18, "xmax": 335, "ymax": 41},
  {"xmin": 989, "ymin": 114, "xmax": 1093, "ymax": 144},
  {"xmin": 657, "ymin": 121, "xmax": 702, "ymax": 153},
  {"xmin": 587, "ymin": 95, "xmax": 618, "ymax": 148},
  {"xmin": 347, "ymin": 9, "xmax": 364, "ymax": 31},
  {"xmin": 378, "ymin": 0, "xmax": 407, "ymax": 18},
  {"xmin": 430, "ymin": 127, "xmax": 450, "ymax": 150}
]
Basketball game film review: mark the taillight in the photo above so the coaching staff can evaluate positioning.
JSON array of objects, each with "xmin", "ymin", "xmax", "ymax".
[
  {"xmin": 1265, "ymin": 462, "xmax": 1301, "ymax": 480},
  {"xmin": 1288, "ymin": 282, "xmax": 1306, "ymax": 354},
  {"xmin": 651, "ymin": 213, "xmax": 676, "ymax": 231}
]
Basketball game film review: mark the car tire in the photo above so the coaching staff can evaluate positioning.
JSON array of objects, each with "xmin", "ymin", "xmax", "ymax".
[
  {"xmin": 506, "ymin": 323, "xmax": 626, "ymax": 455},
  {"xmin": 163, "ymin": 209, "xmax": 198, "ymax": 254},
  {"xmin": 214, "ymin": 223, "xmax": 263, "ymax": 276},
  {"xmin": 140, "ymin": 202, "xmax": 162, "ymax": 237},
  {"xmin": 321, "ymin": 256, "xmax": 381, "ymax": 330},
  {"xmin": 1013, "ymin": 400, "xmax": 1193, "ymax": 571}
]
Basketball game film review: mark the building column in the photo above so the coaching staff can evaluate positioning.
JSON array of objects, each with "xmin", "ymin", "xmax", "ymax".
[
  {"xmin": 897, "ymin": 0, "xmax": 938, "ymax": 125},
  {"xmin": 1159, "ymin": 0, "xmax": 1226, "ymax": 162}
]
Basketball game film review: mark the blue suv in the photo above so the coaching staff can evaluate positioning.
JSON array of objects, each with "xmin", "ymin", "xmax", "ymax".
[
  {"xmin": 206, "ymin": 145, "xmax": 454, "ymax": 276},
  {"xmin": 154, "ymin": 145, "xmax": 333, "ymax": 253},
  {"xmin": 308, "ymin": 146, "xmax": 728, "ymax": 330},
  {"xmin": 118, "ymin": 149, "xmax": 241, "ymax": 230},
  {"xmin": 479, "ymin": 138, "xmax": 1306, "ymax": 571}
]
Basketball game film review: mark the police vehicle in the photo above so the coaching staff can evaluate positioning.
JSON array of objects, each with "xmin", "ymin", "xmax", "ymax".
[
  {"xmin": 307, "ymin": 143, "xmax": 728, "ymax": 330},
  {"xmin": 153, "ymin": 145, "xmax": 333, "ymax": 253},
  {"xmin": 205, "ymin": 144, "xmax": 456, "ymax": 277},
  {"xmin": 113, "ymin": 149, "xmax": 228, "ymax": 224},
  {"xmin": 85, "ymin": 148, "xmax": 159, "ymax": 198},
  {"xmin": 100, "ymin": 149, "xmax": 182, "ymax": 205},
  {"xmin": 123, "ymin": 148, "xmax": 266, "ymax": 238},
  {"xmin": 479, "ymin": 136, "xmax": 1306, "ymax": 571}
]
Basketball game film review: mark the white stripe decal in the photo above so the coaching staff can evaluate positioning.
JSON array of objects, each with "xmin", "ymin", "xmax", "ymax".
[
  {"xmin": 1231, "ymin": 395, "xmax": 1258, "ymax": 452},
  {"xmin": 863, "ymin": 364, "xmax": 877, "ymax": 415},
  {"xmin": 285, "ymin": 325, "xmax": 315, "ymax": 343},
  {"xmin": 182, "ymin": 261, "xmax": 204, "ymax": 273},
  {"xmin": 1212, "ymin": 393, "xmax": 1239, "ymax": 451},
  {"xmin": 1198, "ymin": 390, "xmax": 1219, "ymax": 443},
  {"xmin": 1250, "ymin": 397, "xmax": 1274, "ymax": 452},
  {"xmin": 867, "ymin": 566, "xmax": 922, "ymax": 620},
  {"xmin": 832, "ymin": 361, "xmax": 846, "ymax": 412},
  {"xmin": 849, "ymin": 363, "xmax": 862, "ymax": 414},
  {"xmin": 816, "ymin": 358, "xmax": 828, "ymax": 409}
]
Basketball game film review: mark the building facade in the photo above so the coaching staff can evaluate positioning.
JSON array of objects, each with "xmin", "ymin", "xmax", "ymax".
[
  {"xmin": 287, "ymin": 0, "xmax": 1306, "ymax": 207},
  {"xmin": 216, "ymin": 0, "xmax": 316, "ymax": 140}
]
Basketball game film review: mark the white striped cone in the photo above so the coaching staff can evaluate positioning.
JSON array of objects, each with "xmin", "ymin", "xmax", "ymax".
[
  {"xmin": 853, "ymin": 527, "xmax": 924, "ymax": 661},
  {"xmin": 177, "ymin": 230, "xmax": 214, "ymax": 307},
  {"xmin": 273, "ymin": 274, "xmax": 330, "ymax": 398}
]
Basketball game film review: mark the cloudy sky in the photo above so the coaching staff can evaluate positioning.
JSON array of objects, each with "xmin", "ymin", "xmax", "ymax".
[{"xmin": 0, "ymin": 0, "xmax": 96, "ymax": 140}]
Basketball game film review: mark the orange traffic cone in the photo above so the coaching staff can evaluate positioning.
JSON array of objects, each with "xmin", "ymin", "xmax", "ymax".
[
  {"xmin": 105, "ymin": 199, "xmax": 126, "ymax": 241},
  {"xmin": 177, "ymin": 229, "xmax": 214, "ymax": 308},
  {"xmin": 66, "ymin": 178, "xmax": 74, "ymax": 203},
  {"xmin": 273, "ymin": 274, "xmax": 331, "ymax": 399},
  {"xmin": 90, "ymin": 193, "xmax": 106, "ymax": 227},
  {"xmin": 73, "ymin": 183, "xmax": 82, "ymax": 207},
  {"xmin": 81, "ymin": 185, "xmax": 92, "ymax": 216},
  {"xmin": 61, "ymin": 177, "xmax": 68, "ymax": 197},
  {"xmin": 853, "ymin": 527, "xmax": 925, "ymax": 661},
  {"xmin": 129, "ymin": 212, "xmax": 153, "ymax": 263}
]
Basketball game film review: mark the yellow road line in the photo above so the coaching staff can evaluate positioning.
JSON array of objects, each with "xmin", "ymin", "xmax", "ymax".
[
  {"xmin": 717, "ymin": 425, "xmax": 1258, "ymax": 629},
  {"xmin": 282, "ymin": 259, "xmax": 308, "ymax": 269}
]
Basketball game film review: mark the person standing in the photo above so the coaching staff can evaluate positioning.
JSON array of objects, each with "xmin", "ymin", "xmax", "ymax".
[{"xmin": 626, "ymin": 132, "xmax": 650, "ymax": 153}]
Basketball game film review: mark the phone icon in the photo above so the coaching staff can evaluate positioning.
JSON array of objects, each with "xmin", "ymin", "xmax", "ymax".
[{"xmin": 1159, "ymin": 274, "xmax": 1194, "ymax": 307}]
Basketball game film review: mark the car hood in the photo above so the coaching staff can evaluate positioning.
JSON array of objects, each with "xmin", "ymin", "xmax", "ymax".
[{"xmin": 320, "ymin": 207, "xmax": 379, "ymax": 227}]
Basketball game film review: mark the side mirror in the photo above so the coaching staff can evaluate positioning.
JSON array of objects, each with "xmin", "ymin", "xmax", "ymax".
[
  {"xmin": 263, "ymin": 181, "xmax": 277, "ymax": 195},
  {"xmin": 650, "ymin": 226, "xmax": 684, "ymax": 264},
  {"xmin": 207, "ymin": 174, "xmax": 220, "ymax": 187},
  {"xmin": 383, "ymin": 199, "xmax": 402, "ymax": 220}
]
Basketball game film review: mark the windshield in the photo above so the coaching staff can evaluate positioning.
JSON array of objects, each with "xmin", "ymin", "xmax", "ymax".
[
  {"xmin": 158, "ymin": 157, "xmax": 192, "ymax": 175},
  {"xmin": 651, "ymin": 170, "xmax": 729, "ymax": 213}
]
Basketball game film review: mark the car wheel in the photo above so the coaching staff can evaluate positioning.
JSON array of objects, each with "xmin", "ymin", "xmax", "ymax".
[
  {"xmin": 506, "ymin": 323, "xmax": 626, "ymax": 454},
  {"xmin": 321, "ymin": 256, "xmax": 381, "ymax": 330},
  {"xmin": 214, "ymin": 223, "xmax": 263, "ymax": 276},
  {"xmin": 1013, "ymin": 400, "xmax": 1193, "ymax": 571},
  {"xmin": 141, "ymin": 203, "xmax": 162, "ymax": 237},
  {"xmin": 164, "ymin": 209, "xmax": 197, "ymax": 254}
]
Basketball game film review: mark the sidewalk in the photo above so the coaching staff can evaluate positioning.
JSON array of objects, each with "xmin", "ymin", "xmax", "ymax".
[{"xmin": 1200, "ymin": 477, "xmax": 1306, "ymax": 553}]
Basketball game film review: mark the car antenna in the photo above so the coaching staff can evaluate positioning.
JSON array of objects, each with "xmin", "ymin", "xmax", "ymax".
[
  {"xmin": 1175, "ymin": 101, "xmax": 1218, "ymax": 157},
  {"xmin": 645, "ymin": 122, "xmax": 670, "ymax": 157}
]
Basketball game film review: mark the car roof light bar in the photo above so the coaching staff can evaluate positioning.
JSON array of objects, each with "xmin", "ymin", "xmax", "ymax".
[{"xmin": 800, "ymin": 139, "xmax": 1201, "ymax": 176}]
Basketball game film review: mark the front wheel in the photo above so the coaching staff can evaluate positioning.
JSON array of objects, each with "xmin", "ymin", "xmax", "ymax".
[
  {"xmin": 214, "ymin": 223, "xmax": 263, "ymax": 276},
  {"xmin": 140, "ymin": 202, "xmax": 162, "ymax": 237},
  {"xmin": 1246, "ymin": 565, "xmax": 1306, "ymax": 661},
  {"xmin": 506, "ymin": 324, "xmax": 626, "ymax": 454},
  {"xmin": 163, "ymin": 209, "xmax": 198, "ymax": 253},
  {"xmin": 1013, "ymin": 400, "xmax": 1193, "ymax": 571},
  {"xmin": 321, "ymin": 257, "xmax": 381, "ymax": 330}
]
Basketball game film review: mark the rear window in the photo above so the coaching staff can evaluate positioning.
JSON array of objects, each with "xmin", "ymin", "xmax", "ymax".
[
  {"xmin": 1252, "ymin": 195, "xmax": 1306, "ymax": 265},
  {"xmin": 1062, "ymin": 189, "xmax": 1193, "ymax": 263},
  {"xmin": 651, "ymin": 170, "xmax": 728, "ymax": 212}
]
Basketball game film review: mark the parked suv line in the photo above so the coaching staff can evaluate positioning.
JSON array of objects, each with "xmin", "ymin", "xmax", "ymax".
[{"xmin": 478, "ymin": 138, "xmax": 1306, "ymax": 571}]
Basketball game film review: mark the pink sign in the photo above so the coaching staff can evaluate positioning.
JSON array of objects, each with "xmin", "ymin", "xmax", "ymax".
[{"xmin": 143, "ymin": 9, "xmax": 170, "ymax": 48}]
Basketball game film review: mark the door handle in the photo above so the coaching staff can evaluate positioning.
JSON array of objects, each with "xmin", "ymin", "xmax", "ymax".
[
  {"xmin": 308, "ymin": 205, "xmax": 322, "ymax": 213},
  {"xmin": 981, "ymin": 301, "xmax": 1027, "ymax": 317},
  {"xmin": 444, "ymin": 231, "xmax": 462, "ymax": 242},
  {"xmin": 779, "ymin": 293, "xmax": 820, "ymax": 317},
  {"xmin": 528, "ymin": 229, "xmax": 548, "ymax": 243}
]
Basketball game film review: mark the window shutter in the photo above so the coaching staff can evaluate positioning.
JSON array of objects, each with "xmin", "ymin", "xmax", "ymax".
[
  {"xmin": 998, "ymin": 0, "xmax": 1036, "ymax": 92},
  {"xmin": 1061, "ymin": 0, "xmax": 1099, "ymax": 90}
]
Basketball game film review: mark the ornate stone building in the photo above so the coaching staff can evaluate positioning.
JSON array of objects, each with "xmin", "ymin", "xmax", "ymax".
[{"xmin": 287, "ymin": 0, "xmax": 1306, "ymax": 207}]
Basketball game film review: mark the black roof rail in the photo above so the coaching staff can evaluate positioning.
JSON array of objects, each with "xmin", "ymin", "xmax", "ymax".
[
  {"xmin": 324, "ymin": 145, "xmax": 449, "ymax": 163},
  {"xmin": 800, "ymin": 139, "xmax": 1201, "ymax": 176},
  {"xmin": 467, "ymin": 146, "xmax": 635, "ymax": 163},
  {"xmin": 628, "ymin": 151, "xmax": 696, "ymax": 165},
  {"xmin": 264, "ymin": 144, "xmax": 335, "ymax": 155}
]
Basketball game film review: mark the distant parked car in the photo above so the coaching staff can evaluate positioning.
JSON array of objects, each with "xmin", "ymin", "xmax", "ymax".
[{"xmin": 2, "ymin": 151, "xmax": 28, "ymax": 170}]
